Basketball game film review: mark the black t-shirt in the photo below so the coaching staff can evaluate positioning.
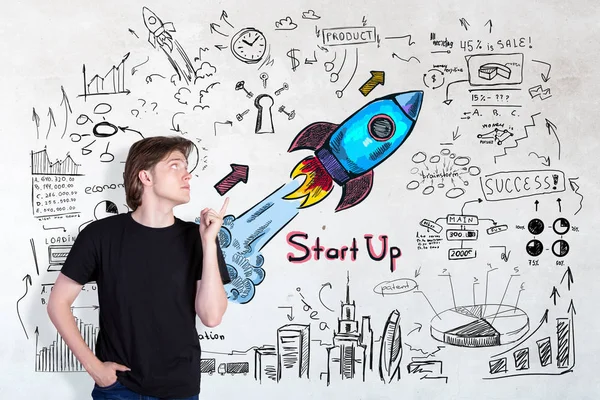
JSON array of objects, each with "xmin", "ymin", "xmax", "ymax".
[{"xmin": 60, "ymin": 212, "xmax": 231, "ymax": 398}]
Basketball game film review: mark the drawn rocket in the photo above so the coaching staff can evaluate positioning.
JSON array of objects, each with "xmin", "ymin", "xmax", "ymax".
[
  {"xmin": 285, "ymin": 90, "xmax": 423, "ymax": 212},
  {"xmin": 142, "ymin": 7, "xmax": 176, "ymax": 51}
]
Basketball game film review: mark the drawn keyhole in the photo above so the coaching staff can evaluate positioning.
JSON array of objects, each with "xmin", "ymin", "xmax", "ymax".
[{"xmin": 254, "ymin": 94, "xmax": 275, "ymax": 134}]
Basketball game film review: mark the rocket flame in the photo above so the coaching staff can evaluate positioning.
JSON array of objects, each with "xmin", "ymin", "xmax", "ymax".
[{"xmin": 284, "ymin": 156, "xmax": 333, "ymax": 208}]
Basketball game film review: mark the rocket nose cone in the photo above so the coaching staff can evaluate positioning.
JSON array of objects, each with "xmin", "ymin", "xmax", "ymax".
[{"xmin": 395, "ymin": 91, "xmax": 423, "ymax": 121}]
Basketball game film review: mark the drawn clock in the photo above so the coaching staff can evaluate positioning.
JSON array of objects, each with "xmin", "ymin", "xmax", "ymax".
[{"xmin": 230, "ymin": 28, "xmax": 267, "ymax": 64}]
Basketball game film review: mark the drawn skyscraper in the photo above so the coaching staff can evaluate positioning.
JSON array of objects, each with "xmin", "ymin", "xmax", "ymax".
[
  {"xmin": 326, "ymin": 277, "xmax": 368, "ymax": 384},
  {"xmin": 379, "ymin": 309, "xmax": 403, "ymax": 383},
  {"xmin": 255, "ymin": 345, "xmax": 277, "ymax": 383},
  {"xmin": 277, "ymin": 324, "xmax": 310, "ymax": 381}
]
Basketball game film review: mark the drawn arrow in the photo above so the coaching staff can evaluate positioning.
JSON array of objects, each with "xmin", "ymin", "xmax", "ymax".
[
  {"xmin": 491, "ymin": 309, "xmax": 548, "ymax": 358},
  {"xmin": 214, "ymin": 164, "xmax": 249, "ymax": 195},
  {"xmin": 452, "ymin": 126, "xmax": 461, "ymax": 141},
  {"xmin": 118, "ymin": 126, "xmax": 144, "ymax": 138},
  {"xmin": 128, "ymin": 28, "xmax": 139, "ymax": 38},
  {"xmin": 568, "ymin": 177, "xmax": 583, "ymax": 215},
  {"xmin": 443, "ymin": 79, "xmax": 469, "ymax": 105},
  {"xmin": 534, "ymin": 200, "xmax": 539, "ymax": 211},
  {"xmin": 59, "ymin": 86, "xmax": 72, "ymax": 139},
  {"xmin": 545, "ymin": 119, "xmax": 560, "ymax": 160},
  {"xmin": 220, "ymin": 10, "xmax": 234, "ymax": 28},
  {"xmin": 415, "ymin": 266, "xmax": 422, "ymax": 278},
  {"xmin": 484, "ymin": 19, "xmax": 492, "ymax": 33},
  {"xmin": 32, "ymin": 108, "xmax": 41, "ymax": 139},
  {"xmin": 213, "ymin": 120, "xmax": 233, "ymax": 136},
  {"xmin": 214, "ymin": 44, "xmax": 228, "ymax": 51},
  {"xmin": 550, "ymin": 286, "xmax": 560, "ymax": 305},
  {"xmin": 358, "ymin": 71, "xmax": 385, "ymax": 96},
  {"xmin": 459, "ymin": 18, "xmax": 470, "ymax": 31},
  {"xmin": 568, "ymin": 299, "xmax": 576, "ymax": 367},
  {"xmin": 35, "ymin": 326, "xmax": 39, "ymax": 351},
  {"xmin": 461, "ymin": 198, "xmax": 482, "ymax": 214},
  {"xmin": 528, "ymin": 151, "xmax": 550, "ymax": 166},
  {"xmin": 532, "ymin": 59, "xmax": 551, "ymax": 82},
  {"xmin": 277, "ymin": 306, "xmax": 294, "ymax": 321},
  {"xmin": 561, "ymin": 267, "xmax": 574, "ymax": 291},
  {"xmin": 210, "ymin": 23, "xmax": 229, "ymax": 37},
  {"xmin": 17, "ymin": 274, "xmax": 33, "ymax": 339},
  {"xmin": 319, "ymin": 282, "xmax": 334, "ymax": 312},
  {"xmin": 557, "ymin": 198, "xmax": 562, "ymax": 213},
  {"xmin": 407, "ymin": 323, "xmax": 423, "ymax": 336},
  {"xmin": 46, "ymin": 107, "xmax": 56, "ymax": 140}
]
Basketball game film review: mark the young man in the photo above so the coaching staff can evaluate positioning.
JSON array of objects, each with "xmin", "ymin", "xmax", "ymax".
[{"xmin": 47, "ymin": 136, "xmax": 231, "ymax": 399}]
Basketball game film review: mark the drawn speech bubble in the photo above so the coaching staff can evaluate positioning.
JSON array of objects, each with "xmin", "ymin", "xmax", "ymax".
[{"xmin": 373, "ymin": 278, "xmax": 418, "ymax": 296}]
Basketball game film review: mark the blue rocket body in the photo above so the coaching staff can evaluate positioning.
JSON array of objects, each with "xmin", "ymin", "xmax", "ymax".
[{"xmin": 287, "ymin": 91, "xmax": 423, "ymax": 211}]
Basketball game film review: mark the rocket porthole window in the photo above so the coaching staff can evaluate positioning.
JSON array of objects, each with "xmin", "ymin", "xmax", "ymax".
[{"xmin": 368, "ymin": 115, "xmax": 395, "ymax": 141}]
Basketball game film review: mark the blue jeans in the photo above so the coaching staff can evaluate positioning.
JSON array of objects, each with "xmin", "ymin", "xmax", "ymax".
[{"xmin": 91, "ymin": 380, "xmax": 199, "ymax": 400}]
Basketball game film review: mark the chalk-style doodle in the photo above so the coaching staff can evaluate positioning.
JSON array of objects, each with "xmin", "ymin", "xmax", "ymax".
[
  {"xmin": 545, "ymin": 119, "xmax": 560, "ymax": 160},
  {"xmin": 59, "ymin": 86, "xmax": 72, "ymax": 139},
  {"xmin": 76, "ymin": 114, "xmax": 93, "ymax": 125},
  {"xmin": 379, "ymin": 309, "xmax": 403, "ymax": 383},
  {"xmin": 359, "ymin": 71, "xmax": 385, "ymax": 97},
  {"xmin": 255, "ymin": 94, "xmax": 275, "ymax": 134},
  {"xmin": 235, "ymin": 109, "xmax": 250, "ymax": 121},
  {"xmin": 285, "ymin": 91, "xmax": 423, "ymax": 211},
  {"xmin": 259, "ymin": 72, "xmax": 269, "ymax": 88},
  {"xmin": 17, "ymin": 274, "xmax": 33, "ymax": 339},
  {"xmin": 275, "ymin": 16, "xmax": 297, "ymax": 31},
  {"xmin": 214, "ymin": 164, "xmax": 249, "ymax": 196},
  {"xmin": 335, "ymin": 48, "xmax": 359, "ymax": 98},
  {"xmin": 302, "ymin": 10, "xmax": 321, "ymax": 20},
  {"xmin": 286, "ymin": 48, "xmax": 301, "ymax": 72},
  {"xmin": 277, "ymin": 306, "xmax": 295, "ymax": 321},
  {"xmin": 258, "ymin": 45, "xmax": 275, "ymax": 70},
  {"xmin": 391, "ymin": 53, "xmax": 421, "ymax": 63},
  {"xmin": 494, "ymin": 112, "xmax": 540, "ymax": 164},
  {"xmin": 477, "ymin": 127, "xmax": 515, "ymax": 145},
  {"xmin": 145, "ymin": 73, "xmax": 166, "ymax": 83},
  {"xmin": 35, "ymin": 315, "xmax": 99, "ymax": 372},
  {"xmin": 93, "ymin": 121, "xmax": 118, "ymax": 138},
  {"xmin": 531, "ymin": 59, "xmax": 551, "ymax": 82},
  {"xmin": 32, "ymin": 108, "xmax": 41, "ymax": 139},
  {"xmin": 431, "ymin": 304, "xmax": 530, "ymax": 347},
  {"xmin": 407, "ymin": 147, "xmax": 481, "ymax": 198},
  {"xmin": 322, "ymin": 26, "xmax": 377, "ymax": 46},
  {"xmin": 143, "ymin": 7, "xmax": 197, "ymax": 85},
  {"xmin": 274, "ymin": 82, "xmax": 289, "ymax": 96},
  {"xmin": 528, "ymin": 84, "xmax": 551, "ymax": 100},
  {"xmin": 92, "ymin": 103, "xmax": 111, "ymax": 115},
  {"xmin": 373, "ymin": 278, "xmax": 418, "ymax": 296},
  {"xmin": 330, "ymin": 49, "xmax": 346, "ymax": 83},
  {"xmin": 128, "ymin": 28, "xmax": 138, "ymax": 38},
  {"xmin": 485, "ymin": 19, "xmax": 493, "ymax": 33},
  {"xmin": 81, "ymin": 140, "xmax": 96, "ymax": 155},
  {"xmin": 385, "ymin": 34, "xmax": 415, "ymax": 46},
  {"xmin": 47, "ymin": 244, "xmax": 72, "ymax": 272},
  {"xmin": 45, "ymin": 108, "xmax": 56, "ymax": 140},
  {"xmin": 130, "ymin": 56, "xmax": 149, "ymax": 75},
  {"xmin": 466, "ymin": 53, "xmax": 524, "ymax": 86},
  {"xmin": 318, "ymin": 283, "xmax": 334, "ymax": 312},
  {"xmin": 117, "ymin": 126, "xmax": 144, "ymax": 139},
  {"xmin": 423, "ymin": 69, "xmax": 445, "ymax": 90},
  {"xmin": 567, "ymin": 178, "xmax": 583, "ymax": 215},
  {"xmin": 31, "ymin": 149, "xmax": 80, "ymax": 176},
  {"xmin": 78, "ymin": 200, "xmax": 119, "ymax": 232},
  {"xmin": 278, "ymin": 105, "xmax": 296, "ymax": 120},
  {"xmin": 30, "ymin": 238, "xmax": 40, "ymax": 275},
  {"xmin": 194, "ymin": 47, "xmax": 209, "ymax": 62},
  {"xmin": 230, "ymin": 28, "xmax": 267, "ymax": 64},
  {"xmin": 528, "ymin": 152, "xmax": 550, "ymax": 166},
  {"xmin": 79, "ymin": 53, "xmax": 131, "ymax": 99},
  {"xmin": 443, "ymin": 79, "xmax": 469, "ymax": 105},
  {"xmin": 213, "ymin": 120, "xmax": 233, "ymax": 136},
  {"xmin": 100, "ymin": 142, "xmax": 114, "ymax": 163},
  {"xmin": 175, "ymin": 88, "xmax": 192, "ymax": 105},
  {"xmin": 480, "ymin": 169, "xmax": 566, "ymax": 202},
  {"xmin": 459, "ymin": 18, "xmax": 470, "ymax": 30},
  {"xmin": 305, "ymin": 50, "xmax": 318, "ymax": 65},
  {"xmin": 235, "ymin": 81, "xmax": 254, "ymax": 98}
]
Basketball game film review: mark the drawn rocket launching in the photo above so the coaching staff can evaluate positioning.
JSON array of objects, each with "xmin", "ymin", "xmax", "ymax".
[
  {"xmin": 285, "ymin": 91, "xmax": 424, "ymax": 212},
  {"xmin": 142, "ymin": 7, "xmax": 175, "ymax": 51}
]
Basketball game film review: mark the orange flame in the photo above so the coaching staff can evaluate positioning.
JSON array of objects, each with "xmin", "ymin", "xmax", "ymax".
[{"xmin": 284, "ymin": 156, "xmax": 333, "ymax": 208}]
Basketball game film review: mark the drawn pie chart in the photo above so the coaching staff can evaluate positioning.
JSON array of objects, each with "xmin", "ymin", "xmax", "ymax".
[{"xmin": 430, "ymin": 304, "xmax": 529, "ymax": 347}]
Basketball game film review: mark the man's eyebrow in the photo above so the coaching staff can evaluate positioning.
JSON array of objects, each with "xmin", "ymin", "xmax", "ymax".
[{"xmin": 167, "ymin": 157, "xmax": 188, "ymax": 164}]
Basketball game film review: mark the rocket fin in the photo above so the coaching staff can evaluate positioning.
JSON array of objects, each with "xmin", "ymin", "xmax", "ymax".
[
  {"xmin": 148, "ymin": 32, "xmax": 157, "ymax": 48},
  {"xmin": 335, "ymin": 170, "xmax": 374, "ymax": 212},
  {"xmin": 288, "ymin": 122, "xmax": 338, "ymax": 152},
  {"xmin": 163, "ymin": 22, "xmax": 176, "ymax": 33}
]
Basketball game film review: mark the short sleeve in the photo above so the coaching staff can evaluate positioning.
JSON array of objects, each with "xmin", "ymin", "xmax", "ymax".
[
  {"xmin": 60, "ymin": 225, "xmax": 99, "ymax": 285},
  {"xmin": 195, "ymin": 237, "xmax": 231, "ymax": 284}
]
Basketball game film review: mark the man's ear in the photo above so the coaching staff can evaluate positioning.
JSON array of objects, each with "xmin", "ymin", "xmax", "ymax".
[{"xmin": 138, "ymin": 169, "xmax": 153, "ymax": 186}]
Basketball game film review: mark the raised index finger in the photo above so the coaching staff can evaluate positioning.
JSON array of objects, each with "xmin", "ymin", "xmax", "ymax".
[{"xmin": 219, "ymin": 197, "xmax": 230, "ymax": 217}]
